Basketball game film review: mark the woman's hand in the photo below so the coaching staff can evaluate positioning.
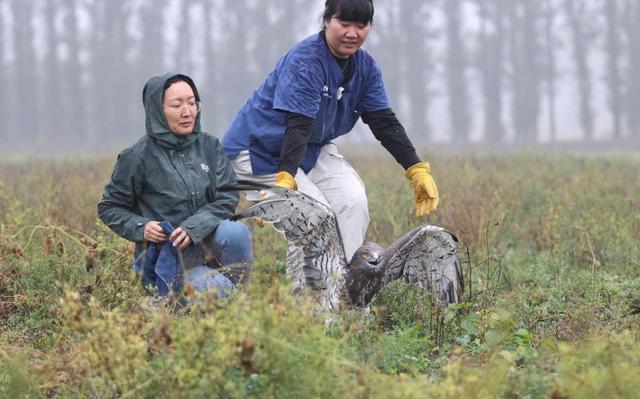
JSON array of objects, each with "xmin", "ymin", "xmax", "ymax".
[
  {"xmin": 144, "ymin": 221, "xmax": 168, "ymax": 243},
  {"xmin": 274, "ymin": 171, "xmax": 298, "ymax": 190},
  {"xmin": 405, "ymin": 162, "xmax": 439, "ymax": 217},
  {"xmin": 170, "ymin": 227, "xmax": 192, "ymax": 249}
]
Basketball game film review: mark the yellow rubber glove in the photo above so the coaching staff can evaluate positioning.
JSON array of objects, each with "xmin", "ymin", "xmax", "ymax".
[
  {"xmin": 274, "ymin": 171, "xmax": 298, "ymax": 190},
  {"xmin": 405, "ymin": 162, "xmax": 439, "ymax": 217},
  {"xmin": 251, "ymin": 171, "xmax": 297, "ymax": 228}
]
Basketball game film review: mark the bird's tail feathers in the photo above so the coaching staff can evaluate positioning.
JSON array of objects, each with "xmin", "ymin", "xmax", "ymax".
[{"xmin": 218, "ymin": 180, "xmax": 281, "ymax": 193}]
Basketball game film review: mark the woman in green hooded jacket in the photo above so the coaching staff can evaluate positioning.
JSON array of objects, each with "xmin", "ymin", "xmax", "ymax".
[{"xmin": 98, "ymin": 73, "xmax": 252, "ymax": 296}]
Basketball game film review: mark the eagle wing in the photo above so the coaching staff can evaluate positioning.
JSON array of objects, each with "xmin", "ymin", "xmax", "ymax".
[
  {"xmin": 218, "ymin": 181, "xmax": 348, "ymax": 312},
  {"xmin": 381, "ymin": 225, "xmax": 463, "ymax": 305}
]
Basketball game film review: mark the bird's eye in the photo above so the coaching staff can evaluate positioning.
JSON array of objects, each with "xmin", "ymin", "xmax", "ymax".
[{"xmin": 363, "ymin": 252, "xmax": 369, "ymax": 259}]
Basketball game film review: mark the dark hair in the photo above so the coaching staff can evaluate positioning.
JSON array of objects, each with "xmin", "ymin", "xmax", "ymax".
[
  {"xmin": 323, "ymin": 0, "xmax": 374, "ymax": 25},
  {"xmin": 163, "ymin": 74, "xmax": 201, "ymax": 102}
]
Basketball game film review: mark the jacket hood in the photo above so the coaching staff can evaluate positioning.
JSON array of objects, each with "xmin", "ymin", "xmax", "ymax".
[{"xmin": 142, "ymin": 73, "xmax": 202, "ymax": 149}]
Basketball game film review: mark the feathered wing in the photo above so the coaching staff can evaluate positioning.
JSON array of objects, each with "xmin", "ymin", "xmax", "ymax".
[
  {"xmin": 218, "ymin": 182, "xmax": 348, "ymax": 312},
  {"xmin": 381, "ymin": 225, "xmax": 463, "ymax": 305}
]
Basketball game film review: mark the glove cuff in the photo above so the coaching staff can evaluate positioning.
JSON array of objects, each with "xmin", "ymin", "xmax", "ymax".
[
  {"xmin": 405, "ymin": 161, "xmax": 431, "ymax": 180},
  {"xmin": 275, "ymin": 171, "xmax": 298, "ymax": 190}
]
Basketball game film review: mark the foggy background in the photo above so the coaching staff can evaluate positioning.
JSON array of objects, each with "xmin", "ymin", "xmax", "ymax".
[{"xmin": 1, "ymin": 0, "xmax": 639, "ymax": 156}]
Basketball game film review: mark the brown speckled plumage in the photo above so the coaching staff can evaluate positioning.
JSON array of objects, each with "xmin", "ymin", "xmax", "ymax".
[{"xmin": 220, "ymin": 182, "xmax": 463, "ymax": 312}]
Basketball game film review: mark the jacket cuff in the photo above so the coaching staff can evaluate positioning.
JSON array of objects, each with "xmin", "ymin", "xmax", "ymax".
[
  {"xmin": 180, "ymin": 213, "xmax": 218, "ymax": 245},
  {"xmin": 132, "ymin": 217, "xmax": 152, "ymax": 242}
]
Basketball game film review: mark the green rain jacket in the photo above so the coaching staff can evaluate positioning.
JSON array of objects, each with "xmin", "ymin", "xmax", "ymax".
[{"xmin": 98, "ymin": 73, "xmax": 239, "ymax": 266}]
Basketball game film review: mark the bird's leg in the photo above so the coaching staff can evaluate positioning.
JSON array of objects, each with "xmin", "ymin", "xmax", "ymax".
[{"xmin": 286, "ymin": 246, "xmax": 306, "ymax": 291}]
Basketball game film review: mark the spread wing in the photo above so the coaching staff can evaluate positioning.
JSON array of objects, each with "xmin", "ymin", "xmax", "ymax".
[
  {"xmin": 381, "ymin": 225, "xmax": 463, "ymax": 305},
  {"xmin": 218, "ymin": 181, "xmax": 348, "ymax": 312}
]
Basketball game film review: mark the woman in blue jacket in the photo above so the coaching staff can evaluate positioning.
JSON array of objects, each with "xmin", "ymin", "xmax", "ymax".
[{"xmin": 222, "ymin": 0, "xmax": 438, "ymax": 287}]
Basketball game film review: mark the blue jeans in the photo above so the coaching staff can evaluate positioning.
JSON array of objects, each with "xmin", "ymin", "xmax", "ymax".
[{"xmin": 184, "ymin": 220, "xmax": 253, "ymax": 298}]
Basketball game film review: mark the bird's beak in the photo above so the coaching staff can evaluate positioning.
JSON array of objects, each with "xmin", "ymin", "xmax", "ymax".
[{"xmin": 369, "ymin": 254, "xmax": 382, "ymax": 266}]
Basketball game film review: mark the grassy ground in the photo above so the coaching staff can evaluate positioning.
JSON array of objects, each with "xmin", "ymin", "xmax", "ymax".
[{"xmin": 1, "ymin": 150, "xmax": 640, "ymax": 398}]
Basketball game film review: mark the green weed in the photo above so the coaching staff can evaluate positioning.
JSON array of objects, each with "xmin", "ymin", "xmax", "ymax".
[{"xmin": 1, "ymin": 151, "xmax": 640, "ymax": 397}]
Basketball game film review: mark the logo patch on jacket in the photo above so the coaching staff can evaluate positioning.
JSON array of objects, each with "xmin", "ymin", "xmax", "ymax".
[{"xmin": 200, "ymin": 163, "xmax": 210, "ymax": 172}]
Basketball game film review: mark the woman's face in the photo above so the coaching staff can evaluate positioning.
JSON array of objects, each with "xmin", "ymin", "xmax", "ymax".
[
  {"xmin": 163, "ymin": 81, "xmax": 199, "ymax": 136},
  {"xmin": 324, "ymin": 16, "xmax": 371, "ymax": 59}
]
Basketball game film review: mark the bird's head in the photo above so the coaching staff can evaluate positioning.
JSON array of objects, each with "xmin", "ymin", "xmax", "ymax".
[{"xmin": 353, "ymin": 242, "xmax": 385, "ymax": 267}]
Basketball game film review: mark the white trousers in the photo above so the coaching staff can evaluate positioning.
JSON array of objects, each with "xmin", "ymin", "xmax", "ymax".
[{"xmin": 231, "ymin": 143, "xmax": 369, "ymax": 276}]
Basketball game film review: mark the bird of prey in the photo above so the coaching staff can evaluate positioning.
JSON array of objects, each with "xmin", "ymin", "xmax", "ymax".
[{"xmin": 219, "ymin": 182, "xmax": 463, "ymax": 313}]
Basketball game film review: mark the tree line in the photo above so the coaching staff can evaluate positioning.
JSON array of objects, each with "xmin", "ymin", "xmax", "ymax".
[{"xmin": 1, "ymin": 0, "xmax": 639, "ymax": 154}]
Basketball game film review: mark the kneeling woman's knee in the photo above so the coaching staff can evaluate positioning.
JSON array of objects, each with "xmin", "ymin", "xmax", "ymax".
[
  {"xmin": 223, "ymin": 220, "xmax": 253, "ymax": 251},
  {"xmin": 214, "ymin": 221, "xmax": 253, "ymax": 263}
]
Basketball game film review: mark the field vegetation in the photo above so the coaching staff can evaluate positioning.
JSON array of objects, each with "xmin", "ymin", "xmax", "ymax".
[{"xmin": 1, "ymin": 151, "xmax": 639, "ymax": 398}]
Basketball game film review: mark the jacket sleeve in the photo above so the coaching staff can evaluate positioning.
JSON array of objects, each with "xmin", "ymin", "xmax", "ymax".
[
  {"xmin": 97, "ymin": 149, "xmax": 151, "ymax": 242},
  {"xmin": 179, "ymin": 139, "xmax": 239, "ymax": 244},
  {"xmin": 361, "ymin": 108, "xmax": 421, "ymax": 170},
  {"xmin": 278, "ymin": 112, "xmax": 315, "ymax": 175}
]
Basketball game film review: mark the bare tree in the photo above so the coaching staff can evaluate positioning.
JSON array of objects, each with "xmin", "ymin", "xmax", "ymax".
[
  {"xmin": 506, "ymin": 0, "xmax": 543, "ymax": 144},
  {"xmin": 87, "ymin": 0, "xmax": 135, "ymax": 145},
  {"xmin": 0, "ymin": 0, "xmax": 8, "ymax": 148},
  {"xmin": 139, "ymin": 0, "xmax": 167, "ymax": 78},
  {"xmin": 474, "ymin": 0, "xmax": 506, "ymax": 143},
  {"xmin": 0, "ymin": 0, "xmax": 6, "ymax": 148},
  {"xmin": 198, "ymin": 0, "xmax": 216, "ymax": 133},
  {"xmin": 11, "ymin": 0, "xmax": 38, "ymax": 146},
  {"xmin": 604, "ymin": 0, "xmax": 624, "ymax": 139},
  {"xmin": 216, "ymin": 0, "xmax": 252, "ymax": 131},
  {"xmin": 61, "ymin": 0, "xmax": 85, "ymax": 145},
  {"xmin": 542, "ymin": 0, "xmax": 559, "ymax": 141},
  {"xmin": 40, "ymin": 0, "xmax": 62, "ymax": 146},
  {"xmin": 0, "ymin": 1, "xmax": 9, "ymax": 145},
  {"xmin": 565, "ymin": 0, "xmax": 595, "ymax": 140},
  {"xmin": 371, "ymin": 0, "xmax": 402, "ymax": 124},
  {"xmin": 366, "ymin": 0, "xmax": 437, "ymax": 142},
  {"xmin": 249, "ymin": 0, "xmax": 300, "ymax": 82},
  {"xmin": 175, "ymin": 0, "xmax": 195, "ymax": 75},
  {"xmin": 623, "ymin": 0, "xmax": 640, "ymax": 138},
  {"xmin": 249, "ymin": 1, "xmax": 276, "ymax": 84},
  {"xmin": 444, "ymin": 0, "xmax": 471, "ymax": 143},
  {"xmin": 402, "ymin": 0, "xmax": 437, "ymax": 142}
]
